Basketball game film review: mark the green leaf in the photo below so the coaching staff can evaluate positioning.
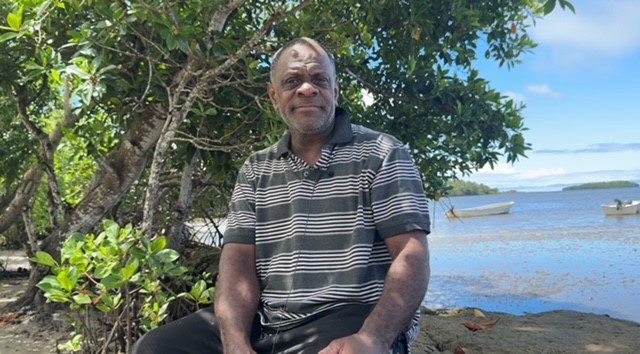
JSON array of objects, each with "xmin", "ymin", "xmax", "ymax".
[
  {"xmin": 99, "ymin": 292, "xmax": 123, "ymax": 311},
  {"xmin": 57, "ymin": 270, "xmax": 74, "ymax": 292},
  {"xmin": 543, "ymin": 0, "xmax": 557, "ymax": 15},
  {"xmin": 559, "ymin": 0, "xmax": 575, "ymax": 13},
  {"xmin": 130, "ymin": 247, "xmax": 147, "ymax": 260},
  {"xmin": 69, "ymin": 253, "xmax": 89, "ymax": 270},
  {"xmin": 190, "ymin": 280, "xmax": 205, "ymax": 298},
  {"xmin": 112, "ymin": 293, "xmax": 123, "ymax": 308},
  {"xmin": 119, "ymin": 223, "xmax": 134, "ymax": 239},
  {"xmin": 101, "ymin": 274, "xmax": 124, "ymax": 289},
  {"xmin": 64, "ymin": 65, "xmax": 90, "ymax": 79},
  {"xmin": 165, "ymin": 265, "xmax": 188, "ymax": 276},
  {"xmin": 37, "ymin": 275, "xmax": 62, "ymax": 292},
  {"xmin": 101, "ymin": 292, "xmax": 114, "ymax": 308},
  {"xmin": 95, "ymin": 303, "xmax": 111, "ymax": 313},
  {"xmin": 121, "ymin": 258, "xmax": 140, "ymax": 280},
  {"xmin": 150, "ymin": 236, "xmax": 167, "ymax": 254},
  {"xmin": 33, "ymin": 251, "xmax": 58, "ymax": 268},
  {"xmin": 103, "ymin": 219, "xmax": 120, "ymax": 238},
  {"xmin": 72, "ymin": 293, "xmax": 92, "ymax": 305},
  {"xmin": 94, "ymin": 263, "xmax": 115, "ymax": 279},
  {"xmin": 155, "ymin": 249, "xmax": 180, "ymax": 263},
  {"xmin": 0, "ymin": 31, "xmax": 19, "ymax": 43},
  {"xmin": 203, "ymin": 288, "xmax": 215, "ymax": 303},
  {"xmin": 44, "ymin": 290, "xmax": 71, "ymax": 303},
  {"xmin": 50, "ymin": 69, "xmax": 62, "ymax": 84},
  {"xmin": 7, "ymin": 12, "xmax": 22, "ymax": 31},
  {"xmin": 67, "ymin": 267, "xmax": 79, "ymax": 288}
]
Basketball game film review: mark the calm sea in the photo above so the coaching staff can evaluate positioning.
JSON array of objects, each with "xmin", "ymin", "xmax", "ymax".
[{"xmin": 423, "ymin": 187, "xmax": 640, "ymax": 323}]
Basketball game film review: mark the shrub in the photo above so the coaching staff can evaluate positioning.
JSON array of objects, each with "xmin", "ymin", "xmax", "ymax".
[{"xmin": 32, "ymin": 220, "xmax": 215, "ymax": 353}]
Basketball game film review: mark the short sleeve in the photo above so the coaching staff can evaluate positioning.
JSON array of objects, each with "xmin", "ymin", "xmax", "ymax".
[
  {"xmin": 370, "ymin": 139, "xmax": 431, "ymax": 238},
  {"xmin": 223, "ymin": 161, "xmax": 257, "ymax": 244}
]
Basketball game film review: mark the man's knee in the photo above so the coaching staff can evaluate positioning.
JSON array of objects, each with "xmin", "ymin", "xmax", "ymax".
[
  {"xmin": 131, "ymin": 329, "xmax": 162, "ymax": 354},
  {"xmin": 132, "ymin": 309, "xmax": 221, "ymax": 354}
]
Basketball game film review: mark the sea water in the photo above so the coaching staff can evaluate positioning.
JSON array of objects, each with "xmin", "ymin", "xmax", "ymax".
[{"xmin": 424, "ymin": 187, "xmax": 640, "ymax": 323}]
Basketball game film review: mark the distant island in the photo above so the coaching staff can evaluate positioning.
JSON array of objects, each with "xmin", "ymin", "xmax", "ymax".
[
  {"xmin": 446, "ymin": 180, "xmax": 500, "ymax": 196},
  {"xmin": 562, "ymin": 180, "xmax": 639, "ymax": 191}
]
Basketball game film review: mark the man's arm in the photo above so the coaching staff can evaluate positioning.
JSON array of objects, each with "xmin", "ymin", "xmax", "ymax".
[
  {"xmin": 360, "ymin": 230, "xmax": 429, "ymax": 347},
  {"xmin": 319, "ymin": 230, "xmax": 430, "ymax": 353},
  {"xmin": 214, "ymin": 243, "xmax": 261, "ymax": 354}
]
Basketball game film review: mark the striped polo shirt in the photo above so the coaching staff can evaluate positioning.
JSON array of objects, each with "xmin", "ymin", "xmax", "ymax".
[{"xmin": 224, "ymin": 107, "xmax": 430, "ymax": 342}]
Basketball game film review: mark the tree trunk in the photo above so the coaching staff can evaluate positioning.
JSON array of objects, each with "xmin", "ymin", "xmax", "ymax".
[
  {"xmin": 2, "ymin": 265, "xmax": 48, "ymax": 312},
  {"xmin": 141, "ymin": 0, "xmax": 247, "ymax": 235},
  {"xmin": 0, "ymin": 166, "xmax": 44, "ymax": 234},
  {"xmin": 167, "ymin": 150, "xmax": 200, "ymax": 250}
]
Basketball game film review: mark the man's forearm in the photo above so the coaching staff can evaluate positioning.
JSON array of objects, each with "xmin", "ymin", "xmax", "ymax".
[
  {"xmin": 359, "ymin": 235, "xmax": 430, "ymax": 349},
  {"xmin": 215, "ymin": 244, "xmax": 260, "ymax": 350}
]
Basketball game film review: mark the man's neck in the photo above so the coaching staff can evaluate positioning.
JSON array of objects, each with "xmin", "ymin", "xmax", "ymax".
[{"xmin": 290, "ymin": 130, "xmax": 332, "ymax": 167}]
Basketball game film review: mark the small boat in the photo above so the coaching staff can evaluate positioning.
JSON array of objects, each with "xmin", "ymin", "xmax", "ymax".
[
  {"xmin": 601, "ymin": 200, "xmax": 640, "ymax": 216},
  {"xmin": 446, "ymin": 201, "xmax": 515, "ymax": 219}
]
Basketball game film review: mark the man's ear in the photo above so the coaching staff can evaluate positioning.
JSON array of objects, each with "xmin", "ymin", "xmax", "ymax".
[
  {"xmin": 334, "ymin": 81, "xmax": 340, "ymax": 104},
  {"xmin": 267, "ymin": 83, "xmax": 278, "ymax": 108}
]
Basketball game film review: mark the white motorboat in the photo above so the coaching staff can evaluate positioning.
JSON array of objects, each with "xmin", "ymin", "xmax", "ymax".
[
  {"xmin": 601, "ymin": 200, "xmax": 640, "ymax": 216},
  {"xmin": 446, "ymin": 201, "xmax": 515, "ymax": 219}
]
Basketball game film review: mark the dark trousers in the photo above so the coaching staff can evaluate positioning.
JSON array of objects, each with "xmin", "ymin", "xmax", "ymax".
[{"xmin": 132, "ymin": 304, "xmax": 408, "ymax": 354}]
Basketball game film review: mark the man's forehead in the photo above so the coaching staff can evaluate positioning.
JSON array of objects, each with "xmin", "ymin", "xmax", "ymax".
[{"xmin": 282, "ymin": 44, "xmax": 326, "ymax": 65}]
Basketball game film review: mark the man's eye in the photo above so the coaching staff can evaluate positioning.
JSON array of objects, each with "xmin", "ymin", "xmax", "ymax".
[{"xmin": 283, "ymin": 78, "xmax": 300, "ymax": 86}]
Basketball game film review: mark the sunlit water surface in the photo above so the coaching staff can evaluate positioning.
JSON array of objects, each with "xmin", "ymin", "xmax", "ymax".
[{"xmin": 423, "ymin": 188, "xmax": 640, "ymax": 323}]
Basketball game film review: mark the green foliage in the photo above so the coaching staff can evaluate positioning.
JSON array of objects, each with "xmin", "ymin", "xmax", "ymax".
[
  {"xmin": 0, "ymin": 0, "xmax": 575, "ymax": 252},
  {"xmin": 562, "ymin": 181, "xmax": 639, "ymax": 191},
  {"xmin": 0, "ymin": 1, "xmax": 578, "ymax": 345},
  {"xmin": 447, "ymin": 180, "xmax": 500, "ymax": 196},
  {"xmin": 0, "ymin": 0, "xmax": 575, "ymax": 208},
  {"xmin": 0, "ymin": 96, "xmax": 34, "ymax": 187},
  {"xmin": 32, "ymin": 220, "xmax": 215, "ymax": 353}
]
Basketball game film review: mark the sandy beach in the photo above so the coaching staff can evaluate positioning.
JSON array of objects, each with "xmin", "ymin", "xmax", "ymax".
[
  {"xmin": 2, "ymin": 276, "xmax": 639, "ymax": 353},
  {"xmin": 2, "ymin": 248, "xmax": 639, "ymax": 353}
]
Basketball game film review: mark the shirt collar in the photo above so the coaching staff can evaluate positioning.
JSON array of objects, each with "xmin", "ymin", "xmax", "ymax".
[{"xmin": 275, "ymin": 107, "xmax": 352, "ymax": 158}]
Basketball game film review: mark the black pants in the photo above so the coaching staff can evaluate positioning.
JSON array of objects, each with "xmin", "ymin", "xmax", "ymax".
[{"xmin": 132, "ymin": 304, "xmax": 408, "ymax": 354}]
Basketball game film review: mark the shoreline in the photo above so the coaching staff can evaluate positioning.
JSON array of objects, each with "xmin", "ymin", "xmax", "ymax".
[
  {"xmin": 413, "ymin": 307, "xmax": 640, "ymax": 353},
  {"xmin": 427, "ymin": 189, "xmax": 640, "ymax": 325},
  {"xmin": 1, "ymin": 277, "xmax": 639, "ymax": 353},
  {"xmin": 3, "ymin": 250, "xmax": 640, "ymax": 353}
]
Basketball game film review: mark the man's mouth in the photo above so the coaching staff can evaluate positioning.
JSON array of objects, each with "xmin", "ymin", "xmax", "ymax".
[{"xmin": 294, "ymin": 105, "xmax": 322, "ymax": 111}]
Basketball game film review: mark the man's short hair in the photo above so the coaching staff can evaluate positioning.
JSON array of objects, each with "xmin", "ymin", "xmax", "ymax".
[{"xmin": 270, "ymin": 37, "xmax": 336, "ymax": 84}]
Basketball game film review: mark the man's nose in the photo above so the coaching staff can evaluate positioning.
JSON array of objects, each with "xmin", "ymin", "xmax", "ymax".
[{"xmin": 297, "ymin": 81, "xmax": 318, "ymax": 96}]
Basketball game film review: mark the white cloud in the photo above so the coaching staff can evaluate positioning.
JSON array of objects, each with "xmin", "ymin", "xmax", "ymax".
[
  {"xmin": 473, "ymin": 163, "xmax": 565, "ymax": 180},
  {"xmin": 532, "ymin": 0, "xmax": 640, "ymax": 57},
  {"xmin": 467, "ymin": 161, "xmax": 640, "ymax": 191},
  {"xmin": 526, "ymin": 84, "xmax": 562, "ymax": 98}
]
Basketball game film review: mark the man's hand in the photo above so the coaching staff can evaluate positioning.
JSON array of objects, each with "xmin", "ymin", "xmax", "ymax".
[{"xmin": 318, "ymin": 333, "xmax": 388, "ymax": 354}]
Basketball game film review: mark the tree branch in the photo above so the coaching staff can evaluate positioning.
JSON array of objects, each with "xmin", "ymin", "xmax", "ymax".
[{"xmin": 141, "ymin": 0, "xmax": 312, "ymax": 234}]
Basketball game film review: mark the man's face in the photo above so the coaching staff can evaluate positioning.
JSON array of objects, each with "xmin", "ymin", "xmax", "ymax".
[{"xmin": 268, "ymin": 42, "xmax": 339, "ymax": 137}]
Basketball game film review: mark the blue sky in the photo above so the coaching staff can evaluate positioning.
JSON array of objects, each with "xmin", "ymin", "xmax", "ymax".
[{"xmin": 465, "ymin": 0, "xmax": 640, "ymax": 191}]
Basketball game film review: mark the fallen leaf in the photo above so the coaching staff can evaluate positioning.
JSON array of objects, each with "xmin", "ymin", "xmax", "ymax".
[
  {"xmin": 454, "ymin": 345, "xmax": 466, "ymax": 354},
  {"xmin": 462, "ymin": 318, "xmax": 500, "ymax": 331},
  {"xmin": 0, "ymin": 312, "xmax": 22, "ymax": 327}
]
